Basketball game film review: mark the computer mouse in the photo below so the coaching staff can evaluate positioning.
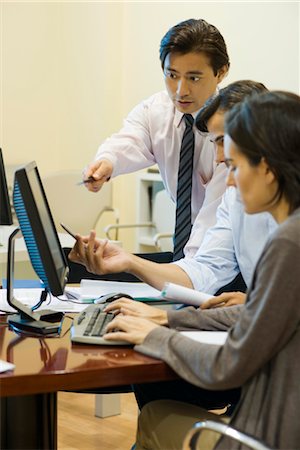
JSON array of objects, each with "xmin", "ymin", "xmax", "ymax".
[{"xmin": 94, "ymin": 293, "xmax": 133, "ymax": 304}]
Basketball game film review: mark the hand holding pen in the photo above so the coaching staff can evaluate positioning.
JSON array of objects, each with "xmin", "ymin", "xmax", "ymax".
[
  {"xmin": 77, "ymin": 176, "xmax": 106, "ymax": 186},
  {"xmin": 79, "ymin": 159, "xmax": 113, "ymax": 192}
]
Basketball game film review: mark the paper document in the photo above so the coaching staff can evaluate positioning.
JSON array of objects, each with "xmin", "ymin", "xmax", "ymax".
[
  {"xmin": 80, "ymin": 279, "xmax": 161, "ymax": 299},
  {"xmin": 0, "ymin": 360, "xmax": 15, "ymax": 373},
  {"xmin": 0, "ymin": 288, "xmax": 45, "ymax": 313},
  {"xmin": 0, "ymin": 288, "xmax": 86, "ymax": 314},
  {"xmin": 0, "ymin": 280, "xmax": 162, "ymax": 316},
  {"xmin": 162, "ymin": 282, "xmax": 215, "ymax": 306},
  {"xmin": 180, "ymin": 331, "xmax": 228, "ymax": 345}
]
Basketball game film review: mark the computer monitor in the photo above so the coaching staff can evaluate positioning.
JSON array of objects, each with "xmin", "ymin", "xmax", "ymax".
[
  {"xmin": 0, "ymin": 149, "xmax": 13, "ymax": 226},
  {"xmin": 6, "ymin": 161, "xmax": 69, "ymax": 334}
]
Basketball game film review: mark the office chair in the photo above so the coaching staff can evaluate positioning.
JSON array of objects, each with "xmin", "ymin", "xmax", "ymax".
[
  {"xmin": 42, "ymin": 169, "xmax": 118, "ymax": 235},
  {"xmin": 105, "ymin": 188, "xmax": 175, "ymax": 252},
  {"xmin": 41, "ymin": 172, "xmax": 172, "ymax": 282},
  {"xmin": 183, "ymin": 420, "xmax": 273, "ymax": 450}
]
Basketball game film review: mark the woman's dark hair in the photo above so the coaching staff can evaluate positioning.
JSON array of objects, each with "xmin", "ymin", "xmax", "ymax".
[
  {"xmin": 159, "ymin": 18, "xmax": 229, "ymax": 75},
  {"xmin": 196, "ymin": 80, "xmax": 268, "ymax": 132},
  {"xmin": 225, "ymin": 91, "xmax": 300, "ymax": 212}
]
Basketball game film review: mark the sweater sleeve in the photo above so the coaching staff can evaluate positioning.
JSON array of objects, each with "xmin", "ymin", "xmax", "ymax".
[
  {"xmin": 135, "ymin": 235, "xmax": 300, "ymax": 390},
  {"xmin": 167, "ymin": 305, "xmax": 242, "ymax": 331}
]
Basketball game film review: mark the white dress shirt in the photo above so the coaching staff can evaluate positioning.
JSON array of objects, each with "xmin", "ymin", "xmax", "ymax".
[
  {"xmin": 95, "ymin": 91, "xmax": 227, "ymax": 254},
  {"xmin": 174, "ymin": 187, "xmax": 278, "ymax": 294}
]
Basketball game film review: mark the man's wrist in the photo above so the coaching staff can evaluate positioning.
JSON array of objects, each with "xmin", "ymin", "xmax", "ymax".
[{"xmin": 126, "ymin": 253, "xmax": 139, "ymax": 274}]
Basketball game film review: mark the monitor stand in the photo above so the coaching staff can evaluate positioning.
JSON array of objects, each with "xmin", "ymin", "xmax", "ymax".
[{"xmin": 6, "ymin": 228, "xmax": 64, "ymax": 335}]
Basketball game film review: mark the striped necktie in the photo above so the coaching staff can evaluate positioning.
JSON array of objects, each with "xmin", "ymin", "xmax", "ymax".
[{"xmin": 173, "ymin": 114, "xmax": 195, "ymax": 261}]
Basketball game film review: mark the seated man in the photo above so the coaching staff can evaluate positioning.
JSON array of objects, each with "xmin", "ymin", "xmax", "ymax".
[
  {"xmin": 69, "ymin": 80, "xmax": 276, "ymax": 413},
  {"xmin": 69, "ymin": 80, "xmax": 276, "ymax": 308}
]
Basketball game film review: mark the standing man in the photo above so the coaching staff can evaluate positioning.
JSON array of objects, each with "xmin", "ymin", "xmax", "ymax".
[{"xmin": 84, "ymin": 18, "xmax": 229, "ymax": 258}]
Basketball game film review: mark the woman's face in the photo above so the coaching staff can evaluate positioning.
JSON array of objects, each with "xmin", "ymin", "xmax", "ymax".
[{"xmin": 224, "ymin": 135, "xmax": 277, "ymax": 215}]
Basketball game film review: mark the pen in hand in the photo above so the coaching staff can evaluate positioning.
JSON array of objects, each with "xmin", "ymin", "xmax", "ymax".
[
  {"xmin": 77, "ymin": 176, "xmax": 96, "ymax": 186},
  {"xmin": 77, "ymin": 176, "xmax": 111, "ymax": 186}
]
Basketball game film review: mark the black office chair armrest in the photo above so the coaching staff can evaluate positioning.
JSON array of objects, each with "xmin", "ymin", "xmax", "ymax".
[{"xmin": 183, "ymin": 420, "xmax": 273, "ymax": 450}]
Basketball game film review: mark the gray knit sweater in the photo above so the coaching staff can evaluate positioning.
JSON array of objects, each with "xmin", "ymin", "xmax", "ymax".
[{"xmin": 135, "ymin": 208, "xmax": 300, "ymax": 449}]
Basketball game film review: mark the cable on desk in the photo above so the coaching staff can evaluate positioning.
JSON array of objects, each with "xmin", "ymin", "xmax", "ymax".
[{"xmin": 39, "ymin": 338, "xmax": 52, "ymax": 363}]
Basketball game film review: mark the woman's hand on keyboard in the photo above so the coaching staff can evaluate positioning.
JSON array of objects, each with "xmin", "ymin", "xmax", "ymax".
[
  {"xmin": 104, "ymin": 298, "xmax": 168, "ymax": 326},
  {"xmin": 103, "ymin": 315, "xmax": 159, "ymax": 345}
]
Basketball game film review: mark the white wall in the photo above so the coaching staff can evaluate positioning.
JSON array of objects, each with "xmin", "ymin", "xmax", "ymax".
[
  {"xmin": 1, "ymin": 2, "xmax": 124, "ymax": 171},
  {"xmin": 1, "ymin": 1, "xmax": 299, "ymax": 250},
  {"xmin": 121, "ymin": 1, "xmax": 299, "ymax": 113}
]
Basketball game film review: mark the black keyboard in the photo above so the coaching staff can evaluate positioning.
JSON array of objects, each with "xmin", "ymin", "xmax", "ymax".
[{"xmin": 71, "ymin": 304, "xmax": 129, "ymax": 345}]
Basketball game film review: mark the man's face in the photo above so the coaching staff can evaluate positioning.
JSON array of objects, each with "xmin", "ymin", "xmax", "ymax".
[
  {"xmin": 163, "ymin": 52, "xmax": 227, "ymax": 114},
  {"xmin": 207, "ymin": 111, "xmax": 225, "ymax": 164}
]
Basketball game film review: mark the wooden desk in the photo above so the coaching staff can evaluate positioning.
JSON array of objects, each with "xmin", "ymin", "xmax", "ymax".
[{"xmin": 0, "ymin": 316, "xmax": 177, "ymax": 449}]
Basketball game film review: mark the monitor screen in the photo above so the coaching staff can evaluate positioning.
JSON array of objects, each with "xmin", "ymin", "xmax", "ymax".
[
  {"xmin": 13, "ymin": 161, "xmax": 69, "ymax": 296},
  {"xmin": 0, "ymin": 149, "xmax": 13, "ymax": 225}
]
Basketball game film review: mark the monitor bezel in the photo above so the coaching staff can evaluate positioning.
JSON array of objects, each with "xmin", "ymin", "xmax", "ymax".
[{"xmin": 0, "ymin": 148, "xmax": 13, "ymax": 225}]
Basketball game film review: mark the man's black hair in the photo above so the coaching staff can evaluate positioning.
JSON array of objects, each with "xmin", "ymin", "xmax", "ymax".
[
  {"xmin": 159, "ymin": 18, "xmax": 229, "ymax": 76},
  {"xmin": 195, "ymin": 80, "xmax": 268, "ymax": 133}
]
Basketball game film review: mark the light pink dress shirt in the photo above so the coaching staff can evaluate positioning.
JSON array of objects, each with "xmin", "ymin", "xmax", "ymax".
[{"xmin": 94, "ymin": 90, "xmax": 227, "ymax": 257}]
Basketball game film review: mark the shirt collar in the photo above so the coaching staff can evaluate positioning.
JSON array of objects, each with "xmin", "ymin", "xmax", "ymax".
[{"xmin": 174, "ymin": 109, "xmax": 199, "ymax": 128}]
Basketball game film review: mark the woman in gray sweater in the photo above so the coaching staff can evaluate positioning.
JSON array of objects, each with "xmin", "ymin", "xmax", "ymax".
[{"xmin": 77, "ymin": 91, "xmax": 300, "ymax": 449}]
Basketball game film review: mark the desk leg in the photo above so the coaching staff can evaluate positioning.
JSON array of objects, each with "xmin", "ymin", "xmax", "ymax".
[
  {"xmin": 95, "ymin": 393, "xmax": 121, "ymax": 418},
  {"xmin": 0, "ymin": 392, "xmax": 57, "ymax": 449}
]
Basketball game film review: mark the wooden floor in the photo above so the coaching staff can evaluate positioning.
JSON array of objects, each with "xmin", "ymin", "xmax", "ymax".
[
  {"xmin": 57, "ymin": 392, "xmax": 227, "ymax": 449},
  {"xmin": 58, "ymin": 392, "xmax": 138, "ymax": 450}
]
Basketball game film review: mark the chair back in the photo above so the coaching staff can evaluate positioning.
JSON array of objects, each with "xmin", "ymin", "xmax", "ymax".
[
  {"xmin": 42, "ymin": 170, "xmax": 113, "ymax": 235},
  {"xmin": 152, "ymin": 189, "xmax": 175, "ymax": 252}
]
